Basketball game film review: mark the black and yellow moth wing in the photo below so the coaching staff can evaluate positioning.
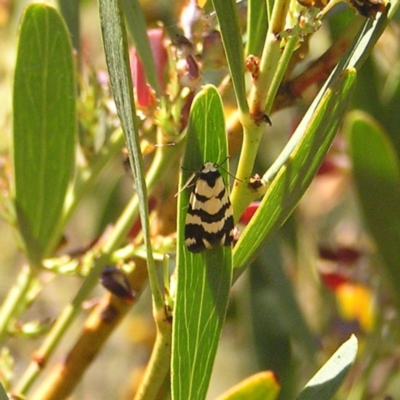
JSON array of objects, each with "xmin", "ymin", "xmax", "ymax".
[
  {"xmin": 184, "ymin": 162, "xmax": 234, "ymax": 253},
  {"xmin": 185, "ymin": 201, "xmax": 234, "ymax": 252}
]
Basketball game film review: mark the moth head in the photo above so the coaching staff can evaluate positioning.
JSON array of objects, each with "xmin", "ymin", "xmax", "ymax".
[{"xmin": 201, "ymin": 162, "xmax": 218, "ymax": 174}]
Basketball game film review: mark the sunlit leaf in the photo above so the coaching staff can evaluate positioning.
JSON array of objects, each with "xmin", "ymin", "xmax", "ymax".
[
  {"xmin": 99, "ymin": 0, "xmax": 150, "ymax": 246},
  {"xmin": 13, "ymin": 3, "xmax": 76, "ymax": 265},
  {"xmin": 211, "ymin": 0, "xmax": 248, "ymax": 113},
  {"xmin": 234, "ymin": 69, "xmax": 357, "ymax": 273},
  {"xmin": 172, "ymin": 85, "xmax": 232, "ymax": 400},
  {"xmin": 296, "ymin": 335, "xmax": 358, "ymax": 400}
]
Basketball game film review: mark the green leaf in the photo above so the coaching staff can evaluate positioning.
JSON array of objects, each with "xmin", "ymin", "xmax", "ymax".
[
  {"xmin": 0, "ymin": 382, "xmax": 10, "ymax": 400},
  {"xmin": 233, "ymin": 69, "xmax": 357, "ymax": 273},
  {"xmin": 57, "ymin": 0, "xmax": 80, "ymax": 54},
  {"xmin": 245, "ymin": 0, "xmax": 268, "ymax": 57},
  {"xmin": 99, "ymin": 0, "xmax": 161, "ymax": 302},
  {"xmin": 13, "ymin": 3, "xmax": 76, "ymax": 265},
  {"xmin": 232, "ymin": 6, "xmax": 392, "ymax": 272},
  {"xmin": 121, "ymin": 0, "xmax": 160, "ymax": 95},
  {"xmin": 99, "ymin": 0, "xmax": 149, "ymax": 241},
  {"xmin": 332, "ymin": 7, "xmax": 389, "ymax": 74},
  {"xmin": 172, "ymin": 85, "xmax": 232, "ymax": 400},
  {"xmin": 216, "ymin": 371, "xmax": 280, "ymax": 400},
  {"xmin": 211, "ymin": 0, "xmax": 248, "ymax": 113},
  {"xmin": 296, "ymin": 335, "xmax": 358, "ymax": 400},
  {"xmin": 346, "ymin": 111, "xmax": 400, "ymax": 309}
]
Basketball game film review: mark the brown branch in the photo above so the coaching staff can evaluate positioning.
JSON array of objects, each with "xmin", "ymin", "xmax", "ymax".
[
  {"xmin": 274, "ymin": 16, "xmax": 365, "ymax": 110},
  {"xmin": 30, "ymin": 259, "xmax": 149, "ymax": 400}
]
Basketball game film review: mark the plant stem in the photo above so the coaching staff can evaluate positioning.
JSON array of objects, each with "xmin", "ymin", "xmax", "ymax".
[
  {"xmin": 0, "ymin": 127, "xmax": 125, "ymax": 396},
  {"xmin": 265, "ymin": 34, "xmax": 299, "ymax": 112},
  {"xmin": 0, "ymin": 265, "xmax": 38, "ymax": 344},
  {"xmin": 248, "ymin": 0, "xmax": 290, "ymax": 114},
  {"xmin": 29, "ymin": 258, "xmax": 149, "ymax": 400},
  {"xmin": 63, "ymin": 128, "xmax": 125, "ymax": 223},
  {"xmin": 133, "ymin": 311, "xmax": 172, "ymax": 400},
  {"xmin": 231, "ymin": 0, "xmax": 293, "ymax": 220},
  {"xmin": 14, "ymin": 253, "xmax": 110, "ymax": 394},
  {"xmin": 14, "ymin": 143, "xmax": 181, "ymax": 395}
]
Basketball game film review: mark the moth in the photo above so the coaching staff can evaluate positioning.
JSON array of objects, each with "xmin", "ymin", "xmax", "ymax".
[{"xmin": 184, "ymin": 162, "xmax": 234, "ymax": 253}]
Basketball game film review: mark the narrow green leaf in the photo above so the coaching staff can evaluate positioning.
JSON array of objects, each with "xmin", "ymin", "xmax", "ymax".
[
  {"xmin": 346, "ymin": 111, "xmax": 400, "ymax": 309},
  {"xmin": 99, "ymin": 0, "xmax": 140, "ymax": 187},
  {"xmin": 121, "ymin": 0, "xmax": 160, "ymax": 95},
  {"xmin": 172, "ymin": 85, "xmax": 232, "ymax": 400},
  {"xmin": 232, "ymin": 5, "xmax": 391, "ymax": 275},
  {"xmin": 98, "ymin": 0, "xmax": 145, "ymax": 225},
  {"xmin": 331, "ymin": 7, "xmax": 389, "ymax": 76},
  {"xmin": 211, "ymin": 0, "xmax": 248, "ymax": 113},
  {"xmin": 13, "ymin": 3, "xmax": 76, "ymax": 265},
  {"xmin": 302, "ymin": 8, "xmax": 389, "ymax": 123},
  {"xmin": 296, "ymin": 335, "xmax": 358, "ymax": 400},
  {"xmin": 99, "ymin": 0, "xmax": 161, "ymax": 304},
  {"xmin": 245, "ymin": 0, "xmax": 268, "ymax": 57},
  {"xmin": 233, "ymin": 69, "xmax": 357, "ymax": 273}
]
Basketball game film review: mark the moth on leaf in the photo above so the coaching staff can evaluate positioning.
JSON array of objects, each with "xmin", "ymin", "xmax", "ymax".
[{"xmin": 183, "ymin": 162, "xmax": 234, "ymax": 253}]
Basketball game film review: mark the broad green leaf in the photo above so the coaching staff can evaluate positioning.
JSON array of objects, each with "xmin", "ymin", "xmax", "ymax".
[
  {"xmin": 233, "ymin": 69, "xmax": 357, "ymax": 273},
  {"xmin": 296, "ymin": 335, "xmax": 358, "ymax": 400},
  {"xmin": 13, "ymin": 3, "xmax": 76, "ymax": 265},
  {"xmin": 211, "ymin": 0, "xmax": 248, "ymax": 113},
  {"xmin": 346, "ymin": 111, "xmax": 400, "ymax": 309},
  {"xmin": 172, "ymin": 85, "xmax": 232, "ymax": 400},
  {"xmin": 216, "ymin": 371, "xmax": 280, "ymax": 400}
]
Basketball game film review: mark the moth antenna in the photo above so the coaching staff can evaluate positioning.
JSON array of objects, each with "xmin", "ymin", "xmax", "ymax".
[
  {"xmin": 214, "ymin": 157, "xmax": 243, "ymax": 183},
  {"xmin": 175, "ymin": 171, "xmax": 197, "ymax": 197},
  {"xmin": 217, "ymin": 165, "xmax": 243, "ymax": 183}
]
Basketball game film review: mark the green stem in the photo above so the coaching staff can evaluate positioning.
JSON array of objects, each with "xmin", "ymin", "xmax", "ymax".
[
  {"xmin": 0, "ymin": 124, "xmax": 125, "ymax": 395},
  {"xmin": 248, "ymin": 0, "xmax": 290, "ymax": 113},
  {"xmin": 0, "ymin": 130, "xmax": 125, "ymax": 350},
  {"xmin": 14, "ymin": 254, "xmax": 110, "ymax": 394},
  {"xmin": 231, "ymin": 0, "xmax": 298, "ymax": 221},
  {"xmin": 230, "ymin": 123, "xmax": 264, "ymax": 221},
  {"xmin": 44, "ymin": 128, "xmax": 126, "ymax": 262},
  {"xmin": 0, "ymin": 265, "xmax": 38, "ymax": 344},
  {"xmin": 133, "ymin": 312, "xmax": 172, "ymax": 400},
  {"xmin": 14, "ymin": 143, "xmax": 181, "ymax": 395},
  {"xmin": 265, "ymin": 34, "xmax": 299, "ymax": 112},
  {"xmin": 63, "ymin": 128, "xmax": 125, "ymax": 222},
  {"xmin": 231, "ymin": 0, "xmax": 292, "ymax": 220}
]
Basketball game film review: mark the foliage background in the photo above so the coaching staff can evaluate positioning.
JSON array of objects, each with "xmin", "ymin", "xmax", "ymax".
[{"xmin": 0, "ymin": 0, "xmax": 399, "ymax": 399}]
